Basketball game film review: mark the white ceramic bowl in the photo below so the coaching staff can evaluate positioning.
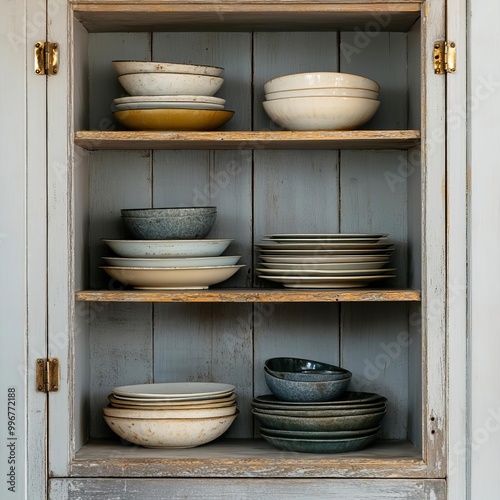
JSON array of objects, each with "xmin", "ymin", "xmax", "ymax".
[
  {"xmin": 264, "ymin": 72, "xmax": 380, "ymax": 94},
  {"xmin": 265, "ymin": 87, "xmax": 379, "ymax": 100},
  {"xmin": 100, "ymin": 265, "xmax": 245, "ymax": 289},
  {"xmin": 118, "ymin": 73, "xmax": 224, "ymax": 96},
  {"xmin": 103, "ymin": 411, "xmax": 238, "ymax": 448},
  {"xmin": 102, "ymin": 239, "xmax": 233, "ymax": 258},
  {"xmin": 103, "ymin": 404, "xmax": 237, "ymax": 419},
  {"xmin": 262, "ymin": 96, "xmax": 380, "ymax": 131},
  {"xmin": 113, "ymin": 60, "xmax": 224, "ymax": 77}
]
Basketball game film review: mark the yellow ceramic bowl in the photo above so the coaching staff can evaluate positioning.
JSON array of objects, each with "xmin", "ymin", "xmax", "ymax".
[{"xmin": 114, "ymin": 108, "xmax": 234, "ymax": 131}]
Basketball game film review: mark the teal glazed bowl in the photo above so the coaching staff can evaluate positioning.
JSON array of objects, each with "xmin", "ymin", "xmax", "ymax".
[{"xmin": 264, "ymin": 369, "xmax": 351, "ymax": 402}]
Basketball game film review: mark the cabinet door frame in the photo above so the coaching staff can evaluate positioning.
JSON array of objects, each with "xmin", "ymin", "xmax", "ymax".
[{"xmin": 44, "ymin": 0, "xmax": 455, "ymax": 487}]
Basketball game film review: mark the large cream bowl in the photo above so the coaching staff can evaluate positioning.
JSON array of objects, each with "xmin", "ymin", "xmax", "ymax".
[
  {"xmin": 264, "ymin": 72, "xmax": 380, "ymax": 94},
  {"xmin": 262, "ymin": 96, "xmax": 380, "ymax": 131},
  {"xmin": 103, "ymin": 411, "xmax": 238, "ymax": 448},
  {"xmin": 118, "ymin": 72, "xmax": 224, "ymax": 96}
]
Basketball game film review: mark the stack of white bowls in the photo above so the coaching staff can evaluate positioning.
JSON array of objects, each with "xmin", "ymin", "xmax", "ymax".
[
  {"xmin": 103, "ymin": 382, "xmax": 238, "ymax": 448},
  {"xmin": 262, "ymin": 72, "xmax": 381, "ymax": 131},
  {"xmin": 112, "ymin": 60, "xmax": 234, "ymax": 130}
]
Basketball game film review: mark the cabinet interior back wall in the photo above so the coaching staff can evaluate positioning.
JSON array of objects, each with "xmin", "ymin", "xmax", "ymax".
[{"xmin": 74, "ymin": 29, "xmax": 422, "ymax": 447}]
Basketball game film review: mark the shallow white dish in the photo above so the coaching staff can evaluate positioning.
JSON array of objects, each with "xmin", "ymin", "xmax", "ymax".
[
  {"xmin": 257, "ymin": 248, "xmax": 394, "ymax": 255},
  {"xmin": 102, "ymin": 239, "xmax": 233, "ymax": 258},
  {"xmin": 260, "ymin": 255, "xmax": 390, "ymax": 264},
  {"xmin": 103, "ymin": 404, "xmax": 238, "ymax": 419},
  {"xmin": 100, "ymin": 265, "xmax": 245, "ymax": 290},
  {"xmin": 118, "ymin": 73, "xmax": 224, "ymax": 96},
  {"xmin": 113, "ymin": 60, "xmax": 224, "ymax": 77},
  {"xmin": 261, "ymin": 237, "xmax": 385, "ymax": 244},
  {"xmin": 103, "ymin": 411, "xmax": 238, "ymax": 448},
  {"xmin": 264, "ymin": 72, "xmax": 380, "ymax": 94},
  {"xmin": 113, "ymin": 382, "xmax": 236, "ymax": 399},
  {"xmin": 111, "ymin": 392, "xmax": 236, "ymax": 404},
  {"xmin": 256, "ymin": 242, "xmax": 393, "ymax": 250},
  {"xmin": 108, "ymin": 393, "xmax": 237, "ymax": 408},
  {"xmin": 262, "ymin": 96, "xmax": 380, "ymax": 131},
  {"xmin": 102, "ymin": 255, "xmax": 241, "ymax": 268},
  {"xmin": 261, "ymin": 261, "xmax": 389, "ymax": 271},
  {"xmin": 256, "ymin": 267, "xmax": 395, "ymax": 277},
  {"xmin": 258, "ymin": 275, "xmax": 395, "ymax": 288},
  {"xmin": 114, "ymin": 95, "xmax": 226, "ymax": 105},
  {"xmin": 115, "ymin": 102, "xmax": 225, "ymax": 111}
]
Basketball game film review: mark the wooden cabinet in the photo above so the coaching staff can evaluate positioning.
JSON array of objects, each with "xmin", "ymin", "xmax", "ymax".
[{"xmin": 43, "ymin": 1, "xmax": 447, "ymax": 497}]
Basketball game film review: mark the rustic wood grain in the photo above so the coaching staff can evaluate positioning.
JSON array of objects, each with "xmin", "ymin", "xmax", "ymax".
[
  {"xmin": 75, "ymin": 288, "xmax": 421, "ymax": 302},
  {"xmin": 74, "ymin": 130, "xmax": 421, "ymax": 150}
]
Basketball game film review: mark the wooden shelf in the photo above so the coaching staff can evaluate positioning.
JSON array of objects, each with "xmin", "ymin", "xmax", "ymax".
[
  {"xmin": 72, "ymin": 438, "xmax": 425, "ymax": 478},
  {"xmin": 74, "ymin": 130, "xmax": 420, "ymax": 151},
  {"xmin": 75, "ymin": 288, "xmax": 421, "ymax": 302},
  {"xmin": 72, "ymin": 2, "xmax": 422, "ymax": 33}
]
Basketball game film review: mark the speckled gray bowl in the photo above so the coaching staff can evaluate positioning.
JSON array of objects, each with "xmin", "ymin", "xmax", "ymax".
[
  {"xmin": 122, "ymin": 212, "xmax": 216, "ymax": 240},
  {"xmin": 264, "ymin": 357, "xmax": 352, "ymax": 382},
  {"xmin": 121, "ymin": 207, "xmax": 217, "ymax": 218},
  {"xmin": 252, "ymin": 409, "xmax": 386, "ymax": 432},
  {"xmin": 264, "ymin": 369, "xmax": 351, "ymax": 402},
  {"xmin": 260, "ymin": 424, "xmax": 381, "ymax": 440}
]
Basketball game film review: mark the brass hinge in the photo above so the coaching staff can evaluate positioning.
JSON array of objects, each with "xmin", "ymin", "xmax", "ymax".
[
  {"xmin": 36, "ymin": 358, "xmax": 59, "ymax": 393},
  {"xmin": 434, "ymin": 40, "xmax": 457, "ymax": 74},
  {"xmin": 34, "ymin": 42, "xmax": 59, "ymax": 76}
]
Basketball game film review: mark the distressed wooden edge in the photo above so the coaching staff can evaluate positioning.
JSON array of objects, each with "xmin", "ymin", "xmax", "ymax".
[
  {"xmin": 74, "ymin": 130, "xmax": 421, "ymax": 151},
  {"xmin": 75, "ymin": 288, "xmax": 421, "ymax": 302}
]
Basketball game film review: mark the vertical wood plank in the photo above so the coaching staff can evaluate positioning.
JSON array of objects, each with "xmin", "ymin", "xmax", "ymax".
[
  {"xmin": 89, "ymin": 303, "xmax": 153, "ymax": 438},
  {"xmin": 340, "ymin": 32, "xmax": 408, "ymax": 129},
  {"xmin": 153, "ymin": 304, "xmax": 253, "ymax": 437},
  {"xmin": 341, "ymin": 303, "xmax": 409, "ymax": 440},
  {"xmin": 88, "ymin": 33, "xmax": 151, "ymax": 130},
  {"xmin": 253, "ymin": 32, "xmax": 339, "ymax": 130}
]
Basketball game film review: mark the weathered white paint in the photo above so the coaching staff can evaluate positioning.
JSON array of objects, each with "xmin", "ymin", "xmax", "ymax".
[
  {"xmin": 49, "ymin": 478, "xmax": 446, "ymax": 499},
  {"xmin": 469, "ymin": 0, "xmax": 500, "ymax": 498}
]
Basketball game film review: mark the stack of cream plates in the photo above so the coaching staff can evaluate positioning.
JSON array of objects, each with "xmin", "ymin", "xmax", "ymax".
[
  {"xmin": 255, "ymin": 233, "xmax": 396, "ymax": 288},
  {"xmin": 103, "ymin": 382, "xmax": 238, "ymax": 448}
]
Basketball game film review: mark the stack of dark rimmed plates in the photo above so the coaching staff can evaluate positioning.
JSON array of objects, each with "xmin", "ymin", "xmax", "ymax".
[
  {"xmin": 252, "ymin": 391, "xmax": 387, "ymax": 453},
  {"xmin": 103, "ymin": 382, "xmax": 238, "ymax": 448},
  {"xmin": 255, "ymin": 233, "xmax": 396, "ymax": 288}
]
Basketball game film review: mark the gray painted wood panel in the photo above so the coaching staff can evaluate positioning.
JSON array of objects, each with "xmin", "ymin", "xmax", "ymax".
[{"xmin": 49, "ymin": 478, "xmax": 446, "ymax": 499}]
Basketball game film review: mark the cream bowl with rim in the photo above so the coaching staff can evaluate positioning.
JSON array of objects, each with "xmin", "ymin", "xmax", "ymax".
[
  {"xmin": 262, "ymin": 96, "xmax": 380, "ymax": 131},
  {"xmin": 113, "ymin": 60, "xmax": 224, "ymax": 77},
  {"xmin": 264, "ymin": 72, "xmax": 380, "ymax": 94},
  {"xmin": 265, "ymin": 87, "xmax": 380, "ymax": 100}
]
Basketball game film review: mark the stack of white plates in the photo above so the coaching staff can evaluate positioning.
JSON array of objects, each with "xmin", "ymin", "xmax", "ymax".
[
  {"xmin": 111, "ymin": 61, "xmax": 234, "ymax": 130},
  {"xmin": 100, "ymin": 239, "xmax": 244, "ymax": 289},
  {"xmin": 103, "ymin": 382, "xmax": 238, "ymax": 448},
  {"xmin": 255, "ymin": 233, "xmax": 396, "ymax": 288}
]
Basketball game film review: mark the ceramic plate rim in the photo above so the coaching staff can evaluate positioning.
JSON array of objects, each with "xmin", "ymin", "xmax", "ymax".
[{"xmin": 113, "ymin": 382, "xmax": 235, "ymax": 398}]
